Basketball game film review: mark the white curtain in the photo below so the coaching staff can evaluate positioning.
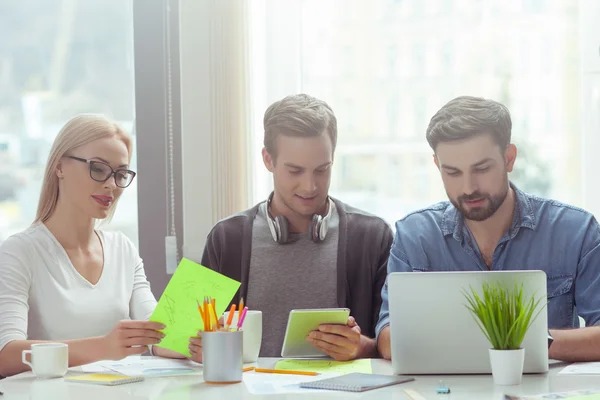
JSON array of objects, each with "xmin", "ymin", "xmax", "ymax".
[{"xmin": 179, "ymin": 0, "xmax": 252, "ymax": 261}]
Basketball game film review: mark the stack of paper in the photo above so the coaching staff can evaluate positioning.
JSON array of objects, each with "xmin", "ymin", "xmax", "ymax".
[
  {"xmin": 80, "ymin": 355, "xmax": 202, "ymax": 377},
  {"xmin": 504, "ymin": 389, "xmax": 600, "ymax": 399},
  {"xmin": 559, "ymin": 362, "xmax": 600, "ymax": 375},
  {"xmin": 244, "ymin": 373, "xmax": 340, "ymax": 395}
]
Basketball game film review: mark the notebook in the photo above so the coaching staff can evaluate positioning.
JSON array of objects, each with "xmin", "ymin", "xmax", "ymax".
[
  {"xmin": 65, "ymin": 373, "xmax": 144, "ymax": 386},
  {"xmin": 299, "ymin": 372, "xmax": 414, "ymax": 392}
]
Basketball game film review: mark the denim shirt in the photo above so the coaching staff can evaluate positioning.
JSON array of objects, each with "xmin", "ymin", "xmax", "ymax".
[{"xmin": 376, "ymin": 185, "xmax": 600, "ymax": 338}]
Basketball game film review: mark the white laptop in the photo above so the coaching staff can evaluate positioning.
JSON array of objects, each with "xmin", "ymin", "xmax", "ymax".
[{"xmin": 388, "ymin": 270, "xmax": 549, "ymax": 375}]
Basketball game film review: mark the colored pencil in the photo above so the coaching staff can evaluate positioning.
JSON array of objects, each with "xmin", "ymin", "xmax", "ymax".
[{"xmin": 254, "ymin": 368, "xmax": 318, "ymax": 376}]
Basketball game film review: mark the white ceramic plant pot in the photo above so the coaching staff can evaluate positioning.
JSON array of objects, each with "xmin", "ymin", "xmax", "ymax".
[{"xmin": 489, "ymin": 348, "xmax": 525, "ymax": 385}]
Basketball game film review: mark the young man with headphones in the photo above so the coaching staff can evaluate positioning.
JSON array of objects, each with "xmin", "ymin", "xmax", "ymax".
[{"xmin": 196, "ymin": 94, "xmax": 393, "ymax": 361}]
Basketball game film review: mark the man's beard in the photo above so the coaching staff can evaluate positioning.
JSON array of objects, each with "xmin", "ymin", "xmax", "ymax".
[{"xmin": 450, "ymin": 185, "xmax": 509, "ymax": 222}]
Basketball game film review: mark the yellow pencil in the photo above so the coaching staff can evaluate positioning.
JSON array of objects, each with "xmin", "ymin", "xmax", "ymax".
[
  {"xmin": 196, "ymin": 299, "xmax": 207, "ymax": 331},
  {"xmin": 253, "ymin": 368, "xmax": 318, "ymax": 376},
  {"xmin": 209, "ymin": 300, "xmax": 219, "ymax": 329},
  {"xmin": 207, "ymin": 302, "xmax": 217, "ymax": 331}
]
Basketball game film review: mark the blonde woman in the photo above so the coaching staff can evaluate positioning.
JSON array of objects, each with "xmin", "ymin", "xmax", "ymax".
[{"xmin": 0, "ymin": 115, "xmax": 184, "ymax": 377}]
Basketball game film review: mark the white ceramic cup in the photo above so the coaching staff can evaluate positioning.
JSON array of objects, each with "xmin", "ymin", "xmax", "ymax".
[
  {"xmin": 222, "ymin": 310, "xmax": 262, "ymax": 363},
  {"xmin": 22, "ymin": 343, "xmax": 68, "ymax": 378}
]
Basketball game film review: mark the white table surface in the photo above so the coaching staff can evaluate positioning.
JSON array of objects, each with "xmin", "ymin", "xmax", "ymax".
[{"xmin": 1, "ymin": 358, "xmax": 599, "ymax": 400}]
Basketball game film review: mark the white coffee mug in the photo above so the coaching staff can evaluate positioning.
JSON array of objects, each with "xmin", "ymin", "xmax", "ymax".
[
  {"xmin": 222, "ymin": 310, "xmax": 262, "ymax": 363},
  {"xmin": 22, "ymin": 343, "xmax": 68, "ymax": 378}
]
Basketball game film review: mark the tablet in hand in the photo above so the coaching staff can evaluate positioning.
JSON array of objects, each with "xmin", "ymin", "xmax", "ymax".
[{"xmin": 280, "ymin": 308, "xmax": 350, "ymax": 358}]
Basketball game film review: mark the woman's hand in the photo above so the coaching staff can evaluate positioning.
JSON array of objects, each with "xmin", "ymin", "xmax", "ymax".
[
  {"xmin": 102, "ymin": 320, "xmax": 165, "ymax": 360},
  {"xmin": 188, "ymin": 316, "xmax": 224, "ymax": 363},
  {"xmin": 188, "ymin": 331, "xmax": 202, "ymax": 363}
]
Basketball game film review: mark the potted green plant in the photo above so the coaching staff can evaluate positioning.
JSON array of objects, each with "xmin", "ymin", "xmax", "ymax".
[{"xmin": 463, "ymin": 281, "xmax": 545, "ymax": 385}]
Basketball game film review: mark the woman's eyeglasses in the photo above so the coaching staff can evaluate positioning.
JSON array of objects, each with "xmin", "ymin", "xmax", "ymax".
[{"xmin": 66, "ymin": 156, "xmax": 136, "ymax": 188}]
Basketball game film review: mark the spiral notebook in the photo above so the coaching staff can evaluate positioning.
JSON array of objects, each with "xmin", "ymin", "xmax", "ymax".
[
  {"xmin": 65, "ymin": 373, "xmax": 144, "ymax": 386},
  {"xmin": 299, "ymin": 372, "xmax": 414, "ymax": 392}
]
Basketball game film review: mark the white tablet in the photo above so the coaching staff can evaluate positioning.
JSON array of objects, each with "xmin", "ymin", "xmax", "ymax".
[{"xmin": 280, "ymin": 308, "xmax": 350, "ymax": 358}]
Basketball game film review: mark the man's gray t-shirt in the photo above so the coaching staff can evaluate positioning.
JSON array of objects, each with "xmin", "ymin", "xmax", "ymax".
[{"xmin": 246, "ymin": 201, "xmax": 339, "ymax": 357}]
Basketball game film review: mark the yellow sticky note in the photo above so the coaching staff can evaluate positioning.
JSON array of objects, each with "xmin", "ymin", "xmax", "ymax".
[
  {"xmin": 150, "ymin": 258, "xmax": 241, "ymax": 356},
  {"xmin": 65, "ymin": 374, "xmax": 144, "ymax": 386},
  {"xmin": 274, "ymin": 359, "xmax": 373, "ymax": 374}
]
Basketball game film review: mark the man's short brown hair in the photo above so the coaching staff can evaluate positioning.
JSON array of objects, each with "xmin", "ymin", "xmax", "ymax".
[
  {"xmin": 263, "ymin": 94, "xmax": 337, "ymax": 160},
  {"xmin": 426, "ymin": 96, "xmax": 512, "ymax": 151}
]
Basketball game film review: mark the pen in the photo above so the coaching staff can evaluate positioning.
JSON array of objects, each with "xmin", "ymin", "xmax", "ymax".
[{"xmin": 254, "ymin": 368, "xmax": 318, "ymax": 376}]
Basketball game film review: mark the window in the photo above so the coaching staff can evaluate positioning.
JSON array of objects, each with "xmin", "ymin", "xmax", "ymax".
[
  {"xmin": 250, "ymin": 0, "xmax": 594, "ymax": 223},
  {"xmin": 0, "ymin": 0, "xmax": 137, "ymax": 243}
]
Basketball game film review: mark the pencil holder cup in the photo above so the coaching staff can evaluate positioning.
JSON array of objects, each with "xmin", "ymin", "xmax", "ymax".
[{"xmin": 202, "ymin": 330, "xmax": 243, "ymax": 383}]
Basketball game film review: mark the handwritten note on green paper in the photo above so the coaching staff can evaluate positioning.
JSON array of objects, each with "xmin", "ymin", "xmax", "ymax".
[
  {"xmin": 149, "ymin": 258, "xmax": 241, "ymax": 357},
  {"xmin": 274, "ymin": 359, "xmax": 373, "ymax": 374}
]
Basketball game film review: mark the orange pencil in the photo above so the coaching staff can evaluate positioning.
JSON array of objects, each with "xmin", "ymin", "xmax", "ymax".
[
  {"xmin": 254, "ymin": 368, "xmax": 318, "ymax": 376},
  {"xmin": 243, "ymin": 366, "xmax": 255, "ymax": 372},
  {"xmin": 204, "ymin": 296, "xmax": 210, "ymax": 331},
  {"xmin": 226, "ymin": 304, "xmax": 236, "ymax": 330},
  {"xmin": 238, "ymin": 297, "xmax": 244, "ymax": 322}
]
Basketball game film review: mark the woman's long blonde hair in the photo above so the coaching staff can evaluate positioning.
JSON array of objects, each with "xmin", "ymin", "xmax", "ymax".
[{"xmin": 35, "ymin": 114, "xmax": 133, "ymax": 224}]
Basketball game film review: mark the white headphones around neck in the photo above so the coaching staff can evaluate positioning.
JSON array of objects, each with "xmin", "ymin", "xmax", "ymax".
[{"xmin": 265, "ymin": 192, "xmax": 334, "ymax": 244}]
